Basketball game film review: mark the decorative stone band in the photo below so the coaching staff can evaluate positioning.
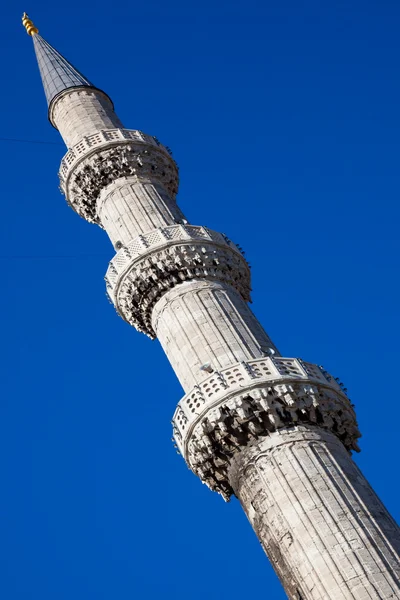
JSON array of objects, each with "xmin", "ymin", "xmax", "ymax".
[
  {"xmin": 59, "ymin": 128, "xmax": 173, "ymax": 184},
  {"xmin": 171, "ymin": 356, "xmax": 360, "ymax": 500},
  {"xmin": 58, "ymin": 129, "xmax": 179, "ymax": 224},
  {"xmin": 105, "ymin": 224, "xmax": 251, "ymax": 338}
]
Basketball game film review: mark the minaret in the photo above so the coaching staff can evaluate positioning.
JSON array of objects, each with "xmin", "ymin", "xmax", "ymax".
[{"xmin": 23, "ymin": 14, "xmax": 400, "ymax": 599}]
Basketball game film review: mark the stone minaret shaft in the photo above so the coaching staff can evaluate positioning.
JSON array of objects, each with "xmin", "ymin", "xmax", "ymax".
[{"xmin": 23, "ymin": 14, "xmax": 400, "ymax": 599}]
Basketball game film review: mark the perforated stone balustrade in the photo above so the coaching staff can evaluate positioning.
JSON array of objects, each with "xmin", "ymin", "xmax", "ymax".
[
  {"xmin": 105, "ymin": 224, "xmax": 246, "ymax": 300},
  {"xmin": 58, "ymin": 128, "xmax": 172, "ymax": 188},
  {"xmin": 104, "ymin": 224, "xmax": 250, "ymax": 336},
  {"xmin": 105, "ymin": 225, "xmax": 250, "ymax": 338},
  {"xmin": 172, "ymin": 357, "xmax": 359, "ymax": 498},
  {"xmin": 172, "ymin": 357, "xmax": 351, "ymax": 456}
]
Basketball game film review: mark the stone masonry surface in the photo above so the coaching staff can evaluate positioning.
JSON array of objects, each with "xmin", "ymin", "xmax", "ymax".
[
  {"xmin": 153, "ymin": 280, "xmax": 279, "ymax": 391},
  {"xmin": 229, "ymin": 426, "xmax": 400, "ymax": 600},
  {"xmin": 172, "ymin": 357, "xmax": 360, "ymax": 498},
  {"xmin": 51, "ymin": 89, "xmax": 123, "ymax": 147}
]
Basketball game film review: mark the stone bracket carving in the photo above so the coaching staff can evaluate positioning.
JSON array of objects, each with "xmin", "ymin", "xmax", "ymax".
[
  {"xmin": 59, "ymin": 130, "xmax": 179, "ymax": 224},
  {"xmin": 171, "ymin": 357, "xmax": 360, "ymax": 500},
  {"xmin": 59, "ymin": 128, "xmax": 174, "ymax": 183},
  {"xmin": 105, "ymin": 225, "xmax": 251, "ymax": 338}
]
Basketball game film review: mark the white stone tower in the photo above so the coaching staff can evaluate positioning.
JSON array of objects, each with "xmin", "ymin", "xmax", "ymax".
[{"xmin": 23, "ymin": 14, "xmax": 400, "ymax": 599}]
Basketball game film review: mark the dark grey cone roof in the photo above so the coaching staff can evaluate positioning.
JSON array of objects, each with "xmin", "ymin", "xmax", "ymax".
[{"xmin": 32, "ymin": 34, "xmax": 93, "ymax": 107}]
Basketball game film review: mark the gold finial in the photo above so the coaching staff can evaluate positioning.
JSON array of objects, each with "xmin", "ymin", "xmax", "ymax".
[{"xmin": 22, "ymin": 12, "xmax": 39, "ymax": 36}]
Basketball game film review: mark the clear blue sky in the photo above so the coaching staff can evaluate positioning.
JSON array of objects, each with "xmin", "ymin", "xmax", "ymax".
[{"xmin": 1, "ymin": 1, "xmax": 399, "ymax": 598}]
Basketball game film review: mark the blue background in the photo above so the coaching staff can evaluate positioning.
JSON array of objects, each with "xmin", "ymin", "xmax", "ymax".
[{"xmin": 1, "ymin": 1, "xmax": 399, "ymax": 598}]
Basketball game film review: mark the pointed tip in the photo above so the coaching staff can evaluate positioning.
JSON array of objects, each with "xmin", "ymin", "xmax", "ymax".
[
  {"xmin": 24, "ymin": 20, "xmax": 113, "ymax": 125},
  {"xmin": 31, "ymin": 33, "xmax": 98, "ymax": 114},
  {"xmin": 22, "ymin": 12, "xmax": 39, "ymax": 36}
]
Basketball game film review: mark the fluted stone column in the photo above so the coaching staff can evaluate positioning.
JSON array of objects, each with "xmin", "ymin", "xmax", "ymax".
[
  {"xmin": 97, "ymin": 178, "xmax": 186, "ymax": 247},
  {"xmin": 172, "ymin": 357, "xmax": 400, "ymax": 597},
  {"xmin": 229, "ymin": 426, "xmax": 400, "ymax": 600},
  {"xmin": 153, "ymin": 280, "xmax": 278, "ymax": 391},
  {"xmin": 50, "ymin": 88, "xmax": 124, "ymax": 147}
]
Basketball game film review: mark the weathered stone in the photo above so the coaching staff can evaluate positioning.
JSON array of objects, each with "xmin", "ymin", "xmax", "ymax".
[
  {"xmin": 229, "ymin": 426, "xmax": 400, "ymax": 599},
  {"xmin": 51, "ymin": 88, "xmax": 123, "ymax": 148},
  {"xmin": 172, "ymin": 359, "xmax": 360, "ymax": 498},
  {"xmin": 106, "ymin": 225, "xmax": 251, "ymax": 338},
  {"xmin": 153, "ymin": 280, "xmax": 278, "ymax": 391},
  {"xmin": 61, "ymin": 140, "xmax": 178, "ymax": 225}
]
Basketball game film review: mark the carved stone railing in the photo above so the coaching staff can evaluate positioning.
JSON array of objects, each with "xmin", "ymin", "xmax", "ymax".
[
  {"xmin": 105, "ymin": 224, "xmax": 250, "ymax": 338},
  {"xmin": 105, "ymin": 225, "xmax": 242, "ymax": 289},
  {"xmin": 58, "ymin": 129, "xmax": 179, "ymax": 224},
  {"xmin": 59, "ymin": 128, "xmax": 172, "ymax": 185},
  {"xmin": 171, "ymin": 357, "xmax": 359, "ymax": 500}
]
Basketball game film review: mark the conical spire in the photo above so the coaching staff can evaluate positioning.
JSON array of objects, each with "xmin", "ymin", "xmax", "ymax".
[
  {"xmin": 22, "ymin": 13, "xmax": 111, "ymax": 118},
  {"xmin": 32, "ymin": 34, "xmax": 93, "ymax": 108}
]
